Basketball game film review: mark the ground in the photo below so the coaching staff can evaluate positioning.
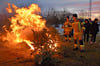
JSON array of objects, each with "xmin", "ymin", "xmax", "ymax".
[
  {"xmin": 0, "ymin": 33, "xmax": 100, "ymax": 66},
  {"xmin": 59, "ymin": 33, "xmax": 100, "ymax": 66}
]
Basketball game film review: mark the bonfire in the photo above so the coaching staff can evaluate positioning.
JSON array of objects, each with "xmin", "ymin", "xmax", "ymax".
[{"xmin": 0, "ymin": 3, "xmax": 62, "ymax": 65}]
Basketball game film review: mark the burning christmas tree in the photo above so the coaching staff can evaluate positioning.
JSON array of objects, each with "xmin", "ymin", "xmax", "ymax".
[{"xmin": 0, "ymin": 3, "xmax": 62, "ymax": 65}]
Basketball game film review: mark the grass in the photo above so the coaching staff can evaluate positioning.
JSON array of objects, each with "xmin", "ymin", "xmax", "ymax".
[
  {"xmin": 57, "ymin": 33, "xmax": 100, "ymax": 66},
  {"xmin": 17, "ymin": 33, "xmax": 100, "ymax": 66},
  {"xmin": 0, "ymin": 26, "xmax": 100, "ymax": 66}
]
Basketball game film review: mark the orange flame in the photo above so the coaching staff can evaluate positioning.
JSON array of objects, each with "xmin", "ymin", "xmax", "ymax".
[
  {"xmin": 1, "ymin": 3, "xmax": 58, "ymax": 53},
  {"xmin": 4, "ymin": 3, "xmax": 47, "ymax": 50},
  {"xmin": 6, "ymin": 3, "xmax": 12, "ymax": 13}
]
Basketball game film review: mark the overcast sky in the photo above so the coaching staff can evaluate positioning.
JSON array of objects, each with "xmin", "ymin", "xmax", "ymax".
[{"xmin": 0, "ymin": 0, "xmax": 100, "ymax": 15}]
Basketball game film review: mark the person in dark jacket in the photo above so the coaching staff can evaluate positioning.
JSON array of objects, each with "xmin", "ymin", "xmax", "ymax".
[
  {"xmin": 88, "ymin": 18, "xmax": 92, "ymax": 24},
  {"xmin": 88, "ymin": 18, "xmax": 92, "ymax": 33},
  {"xmin": 84, "ymin": 19, "xmax": 90, "ymax": 42},
  {"xmin": 90, "ymin": 18, "xmax": 99, "ymax": 44}
]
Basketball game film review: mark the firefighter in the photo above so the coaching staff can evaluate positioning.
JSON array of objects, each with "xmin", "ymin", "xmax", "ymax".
[
  {"xmin": 62, "ymin": 16, "xmax": 72, "ymax": 41},
  {"xmin": 90, "ymin": 18, "xmax": 99, "ymax": 44},
  {"xmin": 84, "ymin": 19, "xmax": 90, "ymax": 43},
  {"xmin": 72, "ymin": 14, "xmax": 85, "ymax": 52}
]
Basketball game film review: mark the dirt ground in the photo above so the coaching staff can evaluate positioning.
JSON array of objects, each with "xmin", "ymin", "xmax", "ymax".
[{"xmin": 0, "ymin": 33, "xmax": 100, "ymax": 66}]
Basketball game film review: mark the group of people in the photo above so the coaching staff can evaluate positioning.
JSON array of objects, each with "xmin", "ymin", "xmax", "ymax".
[{"xmin": 62, "ymin": 14, "xmax": 99, "ymax": 52}]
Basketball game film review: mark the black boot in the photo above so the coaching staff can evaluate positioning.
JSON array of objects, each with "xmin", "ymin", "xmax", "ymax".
[
  {"xmin": 73, "ymin": 47, "xmax": 78, "ymax": 51},
  {"xmin": 80, "ymin": 50, "xmax": 85, "ymax": 52}
]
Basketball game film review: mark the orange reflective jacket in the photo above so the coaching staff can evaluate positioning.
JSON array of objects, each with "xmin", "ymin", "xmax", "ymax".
[{"xmin": 64, "ymin": 22, "xmax": 72, "ymax": 32}]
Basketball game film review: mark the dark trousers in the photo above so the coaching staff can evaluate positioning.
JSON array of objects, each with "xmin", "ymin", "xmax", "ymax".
[
  {"xmin": 65, "ymin": 34, "xmax": 71, "ymax": 40},
  {"xmin": 71, "ymin": 29, "xmax": 73, "ymax": 37},
  {"xmin": 84, "ymin": 32, "xmax": 89, "ymax": 42},
  {"xmin": 64, "ymin": 31, "xmax": 71, "ymax": 41},
  {"xmin": 91, "ymin": 34, "xmax": 96, "ymax": 42},
  {"xmin": 74, "ymin": 40, "xmax": 83, "ymax": 45}
]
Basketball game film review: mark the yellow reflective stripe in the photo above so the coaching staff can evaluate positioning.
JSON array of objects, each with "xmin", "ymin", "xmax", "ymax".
[
  {"xmin": 80, "ymin": 45, "xmax": 85, "ymax": 47},
  {"xmin": 79, "ymin": 23, "xmax": 81, "ymax": 32},
  {"xmin": 80, "ymin": 45, "xmax": 84, "ymax": 50},
  {"xmin": 69, "ymin": 38, "xmax": 71, "ymax": 40},
  {"xmin": 65, "ymin": 37, "xmax": 68, "ymax": 40},
  {"xmin": 74, "ymin": 44, "xmax": 78, "ymax": 48},
  {"xmin": 65, "ymin": 25, "xmax": 68, "ymax": 27}
]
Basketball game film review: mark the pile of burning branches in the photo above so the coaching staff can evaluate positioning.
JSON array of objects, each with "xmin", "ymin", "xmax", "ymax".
[
  {"xmin": 0, "ymin": 3, "xmax": 62, "ymax": 65},
  {"xmin": 31, "ymin": 28, "xmax": 61, "ymax": 65}
]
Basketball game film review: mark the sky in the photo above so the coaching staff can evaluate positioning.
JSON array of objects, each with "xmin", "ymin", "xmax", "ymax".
[{"xmin": 0, "ymin": 0, "xmax": 100, "ymax": 17}]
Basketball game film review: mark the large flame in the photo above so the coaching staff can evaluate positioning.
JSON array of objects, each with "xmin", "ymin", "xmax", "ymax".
[
  {"xmin": 4, "ymin": 3, "xmax": 47, "ymax": 50},
  {"xmin": 2, "ymin": 3, "xmax": 58, "ymax": 52}
]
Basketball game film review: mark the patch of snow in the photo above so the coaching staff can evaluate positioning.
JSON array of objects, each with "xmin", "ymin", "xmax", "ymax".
[{"xmin": 52, "ymin": 24, "xmax": 64, "ymax": 35}]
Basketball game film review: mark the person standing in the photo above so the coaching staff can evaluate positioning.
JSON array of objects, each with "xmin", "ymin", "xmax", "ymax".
[
  {"xmin": 88, "ymin": 18, "xmax": 92, "ymax": 25},
  {"xmin": 90, "ymin": 18, "xmax": 99, "ymax": 44},
  {"xmin": 62, "ymin": 16, "xmax": 72, "ymax": 42},
  {"xmin": 88, "ymin": 18, "xmax": 93, "ymax": 35},
  {"xmin": 84, "ymin": 19, "xmax": 90, "ymax": 43},
  {"xmin": 72, "ymin": 14, "xmax": 85, "ymax": 52}
]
